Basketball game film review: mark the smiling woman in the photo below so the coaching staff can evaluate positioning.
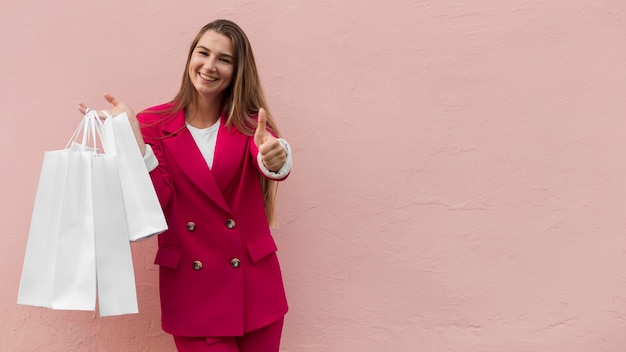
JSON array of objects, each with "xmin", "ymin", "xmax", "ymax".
[
  {"xmin": 187, "ymin": 31, "xmax": 235, "ymax": 121},
  {"xmin": 80, "ymin": 19, "xmax": 294, "ymax": 352}
]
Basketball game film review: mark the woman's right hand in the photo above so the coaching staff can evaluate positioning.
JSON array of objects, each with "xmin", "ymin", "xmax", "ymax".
[{"xmin": 78, "ymin": 94, "xmax": 147, "ymax": 155}]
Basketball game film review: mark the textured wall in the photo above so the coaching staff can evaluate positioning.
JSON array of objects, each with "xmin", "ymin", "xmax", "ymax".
[{"xmin": 2, "ymin": 1, "xmax": 626, "ymax": 351}]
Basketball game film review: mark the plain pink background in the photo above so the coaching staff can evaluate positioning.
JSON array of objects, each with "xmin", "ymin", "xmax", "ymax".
[{"xmin": 2, "ymin": 1, "xmax": 626, "ymax": 351}]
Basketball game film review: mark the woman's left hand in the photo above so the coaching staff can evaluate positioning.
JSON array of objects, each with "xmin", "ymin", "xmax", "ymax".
[{"xmin": 254, "ymin": 108, "xmax": 286, "ymax": 172}]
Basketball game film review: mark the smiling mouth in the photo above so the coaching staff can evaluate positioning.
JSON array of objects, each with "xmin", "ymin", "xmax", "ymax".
[{"xmin": 199, "ymin": 72, "xmax": 218, "ymax": 82}]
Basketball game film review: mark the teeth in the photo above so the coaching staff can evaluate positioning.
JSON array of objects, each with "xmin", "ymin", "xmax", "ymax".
[{"xmin": 200, "ymin": 73, "xmax": 217, "ymax": 81}]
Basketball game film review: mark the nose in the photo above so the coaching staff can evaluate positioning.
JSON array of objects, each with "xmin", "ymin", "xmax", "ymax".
[{"xmin": 203, "ymin": 57, "xmax": 217, "ymax": 71}]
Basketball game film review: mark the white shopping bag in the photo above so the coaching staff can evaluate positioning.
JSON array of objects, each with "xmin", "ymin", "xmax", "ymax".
[
  {"xmin": 51, "ymin": 149, "xmax": 98, "ymax": 310},
  {"xmin": 92, "ymin": 155, "xmax": 138, "ymax": 316},
  {"xmin": 18, "ymin": 110, "xmax": 139, "ymax": 316},
  {"xmin": 17, "ymin": 149, "xmax": 96, "ymax": 310},
  {"xmin": 103, "ymin": 112, "xmax": 167, "ymax": 241}
]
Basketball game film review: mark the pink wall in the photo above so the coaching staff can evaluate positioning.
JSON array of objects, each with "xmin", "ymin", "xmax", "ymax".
[{"xmin": 2, "ymin": 1, "xmax": 626, "ymax": 351}]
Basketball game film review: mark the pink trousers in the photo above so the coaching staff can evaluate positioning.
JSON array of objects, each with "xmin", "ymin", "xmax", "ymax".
[{"xmin": 173, "ymin": 318, "xmax": 284, "ymax": 352}]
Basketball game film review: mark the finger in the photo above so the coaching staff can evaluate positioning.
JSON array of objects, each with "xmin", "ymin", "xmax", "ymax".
[
  {"xmin": 97, "ymin": 110, "xmax": 110, "ymax": 120},
  {"xmin": 258, "ymin": 138, "xmax": 279, "ymax": 155},
  {"xmin": 262, "ymin": 151, "xmax": 286, "ymax": 171},
  {"xmin": 254, "ymin": 108, "xmax": 268, "ymax": 147},
  {"xmin": 78, "ymin": 102, "xmax": 98, "ymax": 115},
  {"xmin": 104, "ymin": 93, "xmax": 120, "ymax": 107},
  {"xmin": 262, "ymin": 151, "xmax": 287, "ymax": 166},
  {"xmin": 262, "ymin": 146, "xmax": 286, "ymax": 163},
  {"xmin": 260, "ymin": 140, "xmax": 286, "ymax": 168}
]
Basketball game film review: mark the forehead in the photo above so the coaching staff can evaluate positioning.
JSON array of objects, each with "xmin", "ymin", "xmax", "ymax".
[{"xmin": 196, "ymin": 30, "xmax": 233, "ymax": 55}]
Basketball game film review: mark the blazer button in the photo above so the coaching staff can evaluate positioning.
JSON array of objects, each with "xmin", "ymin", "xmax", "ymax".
[
  {"xmin": 186, "ymin": 222, "xmax": 196, "ymax": 232},
  {"xmin": 226, "ymin": 219, "xmax": 236, "ymax": 229},
  {"xmin": 230, "ymin": 258, "xmax": 241, "ymax": 268},
  {"xmin": 193, "ymin": 261, "xmax": 203, "ymax": 270}
]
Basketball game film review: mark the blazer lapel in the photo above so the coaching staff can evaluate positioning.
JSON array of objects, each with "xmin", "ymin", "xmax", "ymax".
[
  {"xmin": 160, "ymin": 113, "xmax": 231, "ymax": 214},
  {"xmin": 211, "ymin": 118, "xmax": 249, "ymax": 193}
]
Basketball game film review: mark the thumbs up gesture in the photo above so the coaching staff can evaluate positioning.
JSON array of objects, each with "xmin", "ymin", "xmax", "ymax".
[{"xmin": 254, "ymin": 108, "xmax": 286, "ymax": 172}]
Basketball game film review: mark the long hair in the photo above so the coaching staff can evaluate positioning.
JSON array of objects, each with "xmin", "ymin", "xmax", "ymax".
[{"xmin": 150, "ymin": 19, "xmax": 282, "ymax": 226}]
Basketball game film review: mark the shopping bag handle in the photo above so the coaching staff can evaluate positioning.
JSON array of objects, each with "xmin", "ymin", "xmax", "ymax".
[
  {"xmin": 99, "ymin": 110, "xmax": 116, "ymax": 155},
  {"xmin": 65, "ymin": 109, "xmax": 105, "ymax": 152}
]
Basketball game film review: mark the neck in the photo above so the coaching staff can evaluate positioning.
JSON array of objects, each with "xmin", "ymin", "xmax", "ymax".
[{"xmin": 186, "ymin": 96, "xmax": 222, "ymax": 128}]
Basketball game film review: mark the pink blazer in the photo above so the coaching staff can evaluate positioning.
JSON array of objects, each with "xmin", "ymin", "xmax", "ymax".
[{"xmin": 138, "ymin": 104, "xmax": 288, "ymax": 337}]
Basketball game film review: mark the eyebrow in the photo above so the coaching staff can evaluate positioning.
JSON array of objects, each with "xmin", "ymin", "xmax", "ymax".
[{"xmin": 195, "ymin": 46, "xmax": 234, "ymax": 59}]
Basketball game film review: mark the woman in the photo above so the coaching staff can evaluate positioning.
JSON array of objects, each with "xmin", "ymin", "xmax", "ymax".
[{"xmin": 82, "ymin": 19, "xmax": 292, "ymax": 351}]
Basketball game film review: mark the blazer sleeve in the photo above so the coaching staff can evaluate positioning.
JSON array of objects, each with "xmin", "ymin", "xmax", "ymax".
[{"xmin": 139, "ymin": 117, "xmax": 175, "ymax": 209}]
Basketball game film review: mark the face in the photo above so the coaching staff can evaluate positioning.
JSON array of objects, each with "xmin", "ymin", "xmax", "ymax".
[{"xmin": 188, "ymin": 30, "xmax": 235, "ymax": 100}]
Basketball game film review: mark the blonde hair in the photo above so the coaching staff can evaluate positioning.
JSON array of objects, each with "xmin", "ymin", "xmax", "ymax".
[{"xmin": 151, "ymin": 19, "xmax": 281, "ymax": 225}]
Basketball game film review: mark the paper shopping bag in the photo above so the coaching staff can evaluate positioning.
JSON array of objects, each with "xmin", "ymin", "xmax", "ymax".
[
  {"xmin": 17, "ymin": 150, "xmax": 70, "ymax": 308},
  {"xmin": 103, "ymin": 112, "xmax": 167, "ymax": 241},
  {"xmin": 18, "ymin": 110, "xmax": 139, "ymax": 315},
  {"xmin": 92, "ymin": 155, "xmax": 138, "ymax": 316},
  {"xmin": 51, "ymin": 149, "xmax": 98, "ymax": 310},
  {"xmin": 17, "ymin": 148, "xmax": 98, "ymax": 311}
]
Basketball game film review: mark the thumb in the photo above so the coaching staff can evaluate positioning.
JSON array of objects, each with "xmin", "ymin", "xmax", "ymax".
[
  {"xmin": 104, "ymin": 93, "xmax": 120, "ymax": 107},
  {"xmin": 254, "ymin": 108, "xmax": 267, "ymax": 147}
]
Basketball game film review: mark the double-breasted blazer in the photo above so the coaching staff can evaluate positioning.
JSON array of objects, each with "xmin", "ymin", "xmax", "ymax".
[{"xmin": 138, "ymin": 104, "xmax": 289, "ymax": 337}]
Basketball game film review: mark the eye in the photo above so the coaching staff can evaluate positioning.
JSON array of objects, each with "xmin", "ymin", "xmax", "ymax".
[
  {"xmin": 219, "ymin": 57, "xmax": 232, "ymax": 64},
  {"xmin": 198, "ymin": 51, "xmax": 209, "ymax": 56}
]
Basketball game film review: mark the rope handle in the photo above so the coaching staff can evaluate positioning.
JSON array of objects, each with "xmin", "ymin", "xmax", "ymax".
[{"xmin": 65, "ymin": 109, "xmax": 107, "ymax": 153}]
